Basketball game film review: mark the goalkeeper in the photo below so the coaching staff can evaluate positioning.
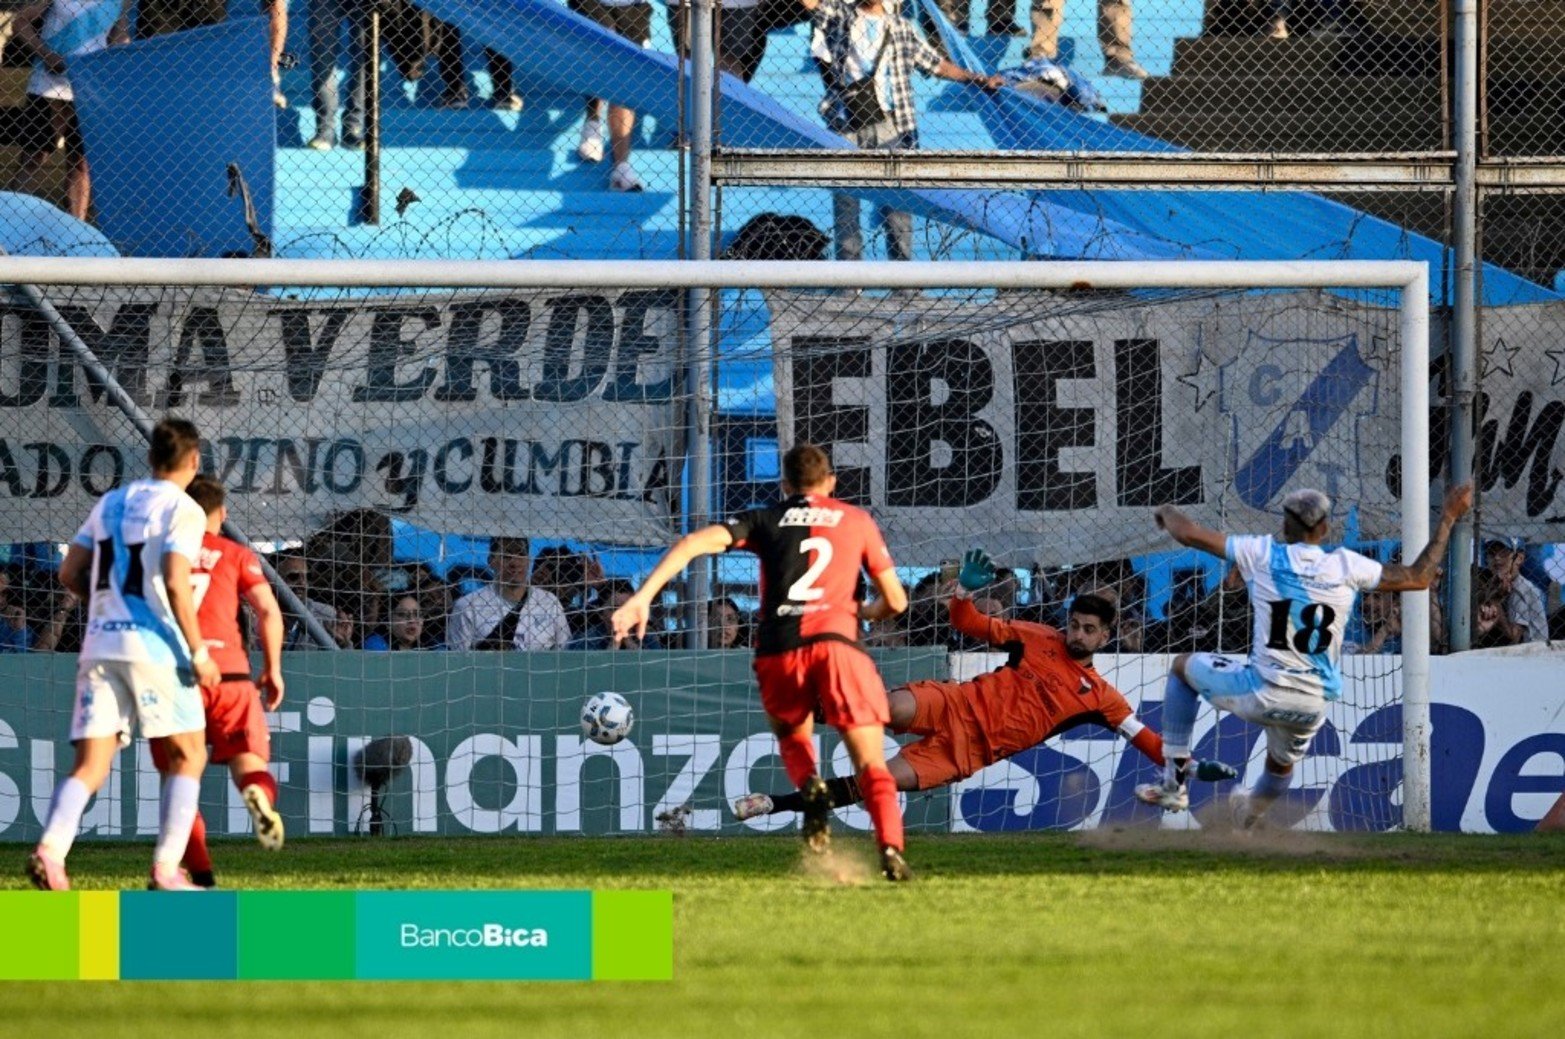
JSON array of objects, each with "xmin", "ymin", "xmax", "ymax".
[{"xmin": 734, "ymin": 549, "xmax": 1235, "ymax": 821}]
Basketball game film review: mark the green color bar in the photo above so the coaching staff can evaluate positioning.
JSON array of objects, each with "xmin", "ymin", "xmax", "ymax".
[
  {"xmin": 592, "ymin": 890, "xmax": 674, "ymax": 980},
  {"xmin": 238, "ymin": 892, "xmax": 356, "ymax": 980},
  {"xmin": 0, "ymin": 891, "xmax": 79, "ymax": 980}
]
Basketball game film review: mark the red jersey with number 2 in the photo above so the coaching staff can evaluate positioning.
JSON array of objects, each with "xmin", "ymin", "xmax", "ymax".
[
  {"xmin": 193, "ymin": 532, "xmax": 267, "ymax": 675},
  {"xmin": 724, "ymin": 493, "xmax": 895, "ymax": 656}
]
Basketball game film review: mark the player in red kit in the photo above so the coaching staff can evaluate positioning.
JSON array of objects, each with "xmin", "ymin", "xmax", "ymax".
[
  {"xmin": 613, "ymin": 444, "xmax": 913, "ymax": 880},
  {"xmin": 150, "ymin": 475, "xmax": 286, "ymax": 886}
]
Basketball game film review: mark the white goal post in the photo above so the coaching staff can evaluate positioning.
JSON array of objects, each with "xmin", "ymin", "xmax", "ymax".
[{"xmin": 0, "ymin": 258, "xmax": 1433, "ymax": 832}]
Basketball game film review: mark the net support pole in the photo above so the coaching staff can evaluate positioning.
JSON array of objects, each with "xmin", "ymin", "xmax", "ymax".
[
  {"xmin": 683, "ymin": 0, "xmax": 717, "ymax": 648},
  {"xmin": 0, "ymin": 269, "xmax": 339, "ymax": 650},
  {"xmin": 1400, "ymin": 263, "xmax": 1433, "ymax": 832},
  {"xmin": 1446, "ymin": 0, "xmax": 1479, "ymax": 651},
  {"xmin": 359, "ymin": 0, "xmax": 383, "ymax": 225}
]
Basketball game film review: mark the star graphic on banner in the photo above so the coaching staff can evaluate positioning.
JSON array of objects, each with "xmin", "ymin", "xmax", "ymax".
[
  {"xmin": 1176, "ymin": 350, "xmax": 1222, "ymax": 412},
  {"xmin": 1483, "ymin": 336, "xmax": 1521, "ymax": 379},
  {"xmin": 1547, "ymin": 347, "xmax": 1565, "ymax": 387}
]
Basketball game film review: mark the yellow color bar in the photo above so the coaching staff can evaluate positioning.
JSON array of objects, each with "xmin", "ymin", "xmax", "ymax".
[{"xmin": 77, "ymin": 891, "xmax": 120, "ymax": 981}]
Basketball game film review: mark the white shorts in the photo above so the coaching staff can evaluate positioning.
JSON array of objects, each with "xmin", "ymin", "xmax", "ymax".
[
  {"xmin": 1184, "ymin": 653, "xmax": 1327, "ymax": 767},
  {"xmin": 71, "ymin": 659, "xmax": 206, "ymax": 743}
]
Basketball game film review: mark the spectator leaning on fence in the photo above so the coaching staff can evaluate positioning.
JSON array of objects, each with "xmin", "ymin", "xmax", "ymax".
[
  {"xmin": 805, "ymin": 0, "xmax": 1001, "ymax": 262},
  {"xmin": 1484, "ymin": 537, "xmax": 1548, "ymax": 644},
  {"xmin": 446, "ymin": 536, "xmax": 571, "ymax": 651},
  {"xmin": 11, "ymin": 0, "xmax": 130, "ymax": 221},
  {"xmin": 1027, "ymin": 0, "xmax": 1147, "ymax": 80}
]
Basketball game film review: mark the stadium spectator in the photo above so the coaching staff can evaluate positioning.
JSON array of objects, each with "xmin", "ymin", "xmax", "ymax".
[
  {"xmin": 1471, "ymin": 567, "xmax": 1523, "ymax": 650},
  {"xmin": 307, "ymin": 0, "xmax": 369, "ymax": 150},
  {"xmin": 409, "ymin": 562, "xmax": 453, "ymax": 646},
  {"xmin": 805, "ymin": 0, "xmax": 1002, "ymax": 262},
  {"xmin": 570, "ymin": 0, "xmax": 653, "ymax": 192},
  {"xmin": 364, "ymin": 593, "xmax": 441, "ymax": 651},
  {"xmin": 931, "ymin": 0, "xmax": 1023, "ymax": 37},
  {"xmin": 1484, "ymin": 537, "xmax": 1548, "ymax": 643},
  {"xmin": 708, "ymin": 596, "xmax": 748, "ymax": 649},
  {"xmin": 0, "ymin": 592, "xmax": 33, "ymax": 652},
  {"xmin": 532, "ymin": 547, "xmax": 606, "ymax": 641},
  {"xmin": 424, "ymin": 18, "xmax": 522, "ymax": 110},
  {"xmin": 10, "ymin": 0, "xmax": 129, "ymax": 220},
  {"xmin": 1114, "ymin": 607, "xmax": 1148, "ymax": 653},
  {"xmin": 30, "ymin": 587, "xmax": 81, "ymax": 653},
  {"xmin": 275, "ymin": 551, "xmax": 337, "ymax": 650},
  {"xmin": 1346, "ymin": 589, "xmax": 1401, "ymax": 654},
  {"xmin": 305, "ymin": 508, "xmax": 394, "ymax": 636},
  {"xmin": 668, "ymin": 0, "xmax": 770, "ymax": 82},
  {"xmin": 1027, "ymin": 0, "xmax": 1147, "ymax": 80},
  {"xmin": 446, "ymin": 536, "xmax": 571, "ymax": 651},
  {"xmin": 325, "ymin": 598, "xmax": 358, "ymax": 648},
  {"xmin": 572, "ymin": 579, "xmax": 660, "ymax": 649}
]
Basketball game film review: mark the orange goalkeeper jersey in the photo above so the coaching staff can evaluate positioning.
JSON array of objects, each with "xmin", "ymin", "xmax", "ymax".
[{"xmin": 946, "ymin": 595, "xmax": 1134, "ymax": 759}]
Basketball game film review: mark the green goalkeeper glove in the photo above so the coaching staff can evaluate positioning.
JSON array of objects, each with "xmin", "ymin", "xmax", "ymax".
[
  {"xmin": 1194, "ymin": 759, "xmax": 1240, "ymax": 783},
  {"xmin": 957, "ymin": 548, "xmax": 996, "ymax": 592}
]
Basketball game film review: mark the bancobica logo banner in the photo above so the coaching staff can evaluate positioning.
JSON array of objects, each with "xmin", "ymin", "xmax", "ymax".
[{"xmin": 0, "ymin": 287, "xmax": 683, "ymax": 541}]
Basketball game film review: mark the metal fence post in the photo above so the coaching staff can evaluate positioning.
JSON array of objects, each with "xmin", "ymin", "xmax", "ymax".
[{"xmin": 1447, "ymin": 0, "xmax": 1479, "ymax": 651}]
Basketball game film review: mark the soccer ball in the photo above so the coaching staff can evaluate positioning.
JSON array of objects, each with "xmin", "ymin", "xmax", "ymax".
[{"xmin": 581, "ymin": 691, "xmax": 634, "ymax": 746}]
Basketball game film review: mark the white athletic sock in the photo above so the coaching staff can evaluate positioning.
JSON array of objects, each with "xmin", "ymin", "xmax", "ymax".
[
  {"xmin": 153, "ymin": 775, "xmax": 201, "ymax": 868},
  {"xmin": 39, "ymin": 777, "xmax": 93, "ymax": 858}
]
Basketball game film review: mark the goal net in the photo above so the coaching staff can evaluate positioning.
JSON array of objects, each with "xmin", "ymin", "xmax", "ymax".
[{"xmin": 0, "ymin": 258, "xmax": 1431, "ymax": 842}]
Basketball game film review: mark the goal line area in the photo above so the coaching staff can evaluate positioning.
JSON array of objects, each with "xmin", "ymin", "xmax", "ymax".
[{"xmin": 0, "ymin": 259, "xmax": 1432, "ymax": 838}]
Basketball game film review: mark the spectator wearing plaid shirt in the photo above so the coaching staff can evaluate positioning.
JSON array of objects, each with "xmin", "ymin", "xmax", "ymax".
[{"xmin": 805, "ymin": 0, "xmax": 1001, "ymax": 261}]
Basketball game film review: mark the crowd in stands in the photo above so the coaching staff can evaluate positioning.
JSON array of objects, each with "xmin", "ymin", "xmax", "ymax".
[{"xmin": 0, "ymin": 504, "xmax": 1556, "ymax": 656}]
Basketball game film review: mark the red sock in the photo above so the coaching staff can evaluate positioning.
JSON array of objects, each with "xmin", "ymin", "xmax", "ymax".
[
  {"xmin": 238, "ymin": 770, "xmax": 278, "ymax": 805},
  {"xmin": 859, "ymin": 765, "xmax": 904, "ymax": 852},
  {"xmin": 776, "ymin": 732, "xmax": 818, "ymax": 790},
  {"xmin": 182, "ymin": 810, "xmax": 213, "ymax": 874}
]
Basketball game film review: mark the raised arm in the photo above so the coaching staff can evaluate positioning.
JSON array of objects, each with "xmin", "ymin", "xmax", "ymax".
[
  {"xmin": 612, "ymin": 524, "xmax": 735, "ymax": 643},
  {"xmin": 1375, "ymin": 483, "xmax": 1474, "ymax": 592},
  {"xmin": 1153, "ymin": 505, "xmax": 1229, "ymax": 560}
]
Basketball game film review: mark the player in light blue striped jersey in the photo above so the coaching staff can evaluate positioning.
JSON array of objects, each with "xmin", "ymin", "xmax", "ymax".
[{"xmin": 1135, "ymin": 482, "xmax": 1472, "ymax": 828}]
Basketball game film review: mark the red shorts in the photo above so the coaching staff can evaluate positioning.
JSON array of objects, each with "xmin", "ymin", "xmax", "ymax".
[
  {"xmin": 202, "ymin": 678, "xmax": 270, "ymax": 764},
  {"xmin": 895, "ymin": 679, "xmax": 994, "ymax": 790},
  {"xmin": 753, "ymin": 640, "xmax": 890, "ymax": 729}
]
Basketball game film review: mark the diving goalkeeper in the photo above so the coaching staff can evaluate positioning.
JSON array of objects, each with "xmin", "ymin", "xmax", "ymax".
[{"xmin": 734, "ymin": 549, "xmax": 1235, "ymax": 821}]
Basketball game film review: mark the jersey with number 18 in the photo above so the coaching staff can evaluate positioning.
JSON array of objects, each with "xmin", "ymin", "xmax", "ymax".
[
  {"xmin": 72, "ymin": 478, "xmax": 207, "ymax": 667},
  {"xmin": 1226, "ymin": 533, "xmax": 1384, "ymax": 701}
]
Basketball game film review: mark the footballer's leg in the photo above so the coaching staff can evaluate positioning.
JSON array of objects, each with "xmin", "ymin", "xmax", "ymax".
[
  {"xmin": 29, "ymin": 735, "xmax": 118, "ymax": 891},
  {"xmin": 737, "ymin": 749, "xmax": 923, "ymax": 820},
  {"xmin": 839, "ymin": 724, "xmax": 910, "ymax": 881},
  {"xmin": 1232, "ymin": 716, "xmax": 1319, "ymax": 830},
  {"xmin": 230, "ymin": 753, "xmax": 284, "ymax": 851},
  {"xmin": 768, "ymin": 712, "xmax": 831, "ymax": 853},
  {"xmin": 148, "ymin": 728, "xmax": 208, "ymax": 891},
  {"xmin": 150, "ymin": 738, "xmax": 217, "ymax": 887}
]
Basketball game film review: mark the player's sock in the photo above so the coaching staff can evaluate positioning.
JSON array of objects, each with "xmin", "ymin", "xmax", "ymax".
[
  {"xmin": 238, "ymin": 769, "xmax": 279, "ymax": 805},
  {"xmin": 768, "ymin": 776, "xmax": 862, "ymax": 814},
  {"xmin": 182, "ymin": 810, "xmax": 213, "ymax": 876},
  {"xmin": 38, "ymin": 777, "xmax": 93, "ymax": 858},
  {"xmin": 153, "ymin": 775, "xmax": 201, "ymax": 869},
  {"xmin": 776, "ymin": 731, "xmax": 818, "ymax": 790},
  {"xmin": 1249, "ymin": 768, "xmax": 1292, "ymax": 811},
  {"xmin": 1160, "ymin": 672, "xmax": 1200, "ymax": 781},
  {"xmin": 859, "ymin": 765, "xmax": 904, "ymax": 852}
]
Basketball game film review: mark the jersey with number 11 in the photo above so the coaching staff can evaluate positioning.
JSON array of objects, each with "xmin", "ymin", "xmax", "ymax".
[
  {"xmin": 72, "ymin": 478, "xmax": 207, "ymax": 667},
  {"xmin": 1227, "ymin": 533, "xmax": 1384, "ymax": 700},
  {"xmin": 724, "ymin": 493, "xmax": 896, "ymax": 656}
]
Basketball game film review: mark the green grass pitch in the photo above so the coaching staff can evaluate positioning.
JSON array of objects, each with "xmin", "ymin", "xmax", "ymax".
[{"xmin": 3, "ymin": 832, "xmax": 1563, "ymax": 1038}]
